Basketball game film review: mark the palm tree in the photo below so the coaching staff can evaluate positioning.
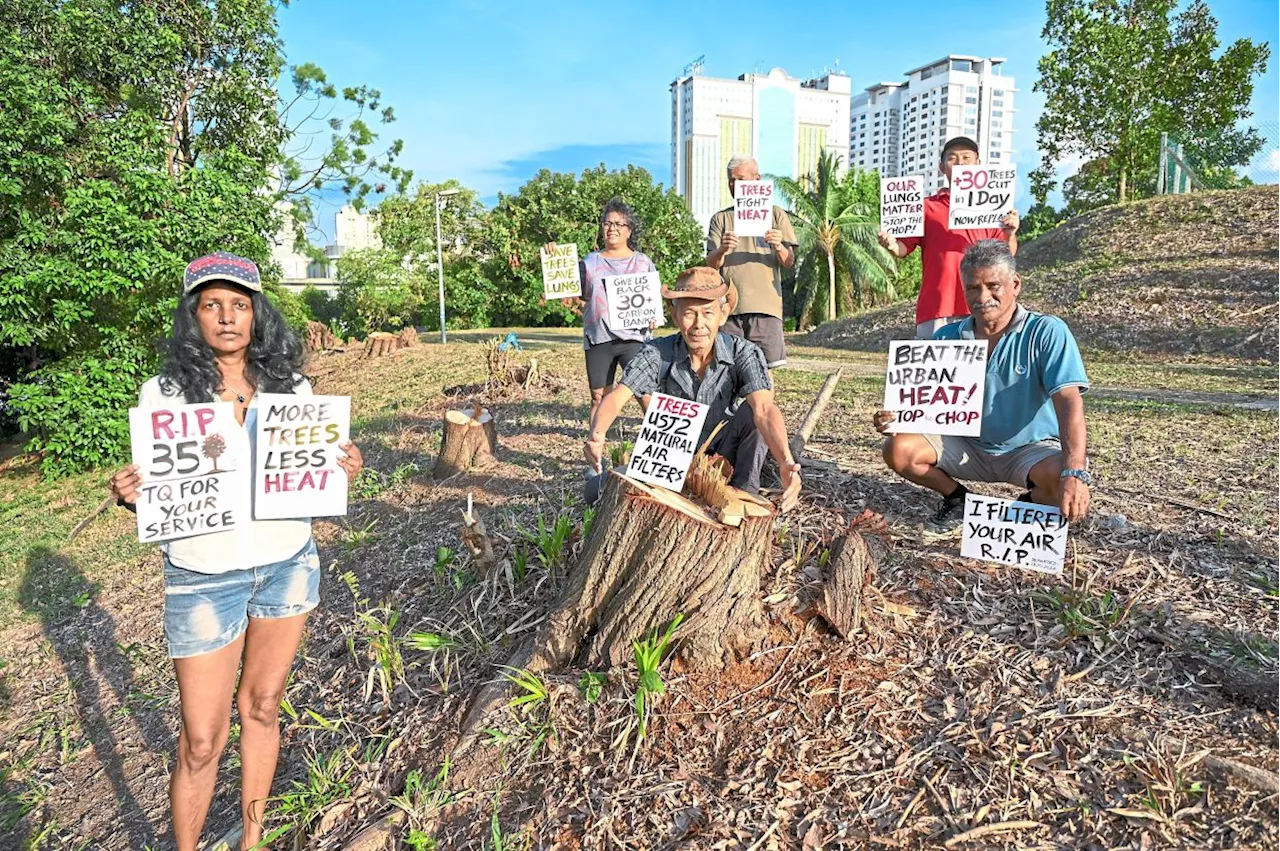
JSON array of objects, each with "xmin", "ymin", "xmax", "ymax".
[{"xmin": 771, "ymin": 152, "xmax": 896, "ymax": 323}]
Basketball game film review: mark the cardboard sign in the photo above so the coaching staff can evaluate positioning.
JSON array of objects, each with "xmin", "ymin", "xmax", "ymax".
[
  {"xmin": 254, "ymin": 394, "xmax": 351, "ymax": 519},
  {"xmin": 603, "ymin": 271, "xmax": 664, "ymax": 331},
  {"xmin": 129, "ymin": 402, "xmax": 245, "ymax": 543},
  {"xmin": 626, "ymin": 392, "xmax": 710, "ymax": 492},
  {"xmin": 733, "ymin": 180, "xmax": 773, "ymax": 237},
  {"xmin": 880, "ymin": 175, "xmax": 925, "ymax": 237},
  {"xmin": 961, "ymin": 493, "xmax": 1068, "ymax": 575},
  {"xmin": 948, "ymin": 165, "xmax": 1016, "ymax": 230},
  {"xmin": 883, "ymin": 340, "xmax": 988, "ymax": 436},
  {"xmin": 540, "ymin": 243, "xmax": 580, "ymax": 299}
]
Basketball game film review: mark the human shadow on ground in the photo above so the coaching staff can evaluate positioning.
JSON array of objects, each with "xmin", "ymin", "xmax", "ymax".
[{"xmin": 18, "ymin": 547, "xmax": 169, "ymax": 849}]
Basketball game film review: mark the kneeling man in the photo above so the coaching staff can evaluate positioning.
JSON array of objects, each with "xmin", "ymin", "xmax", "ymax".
[
  {"xmin": 584, "ymin": 267, "xmax": 802, "ymax": 511},
  {"xmin": 875, "ymin": 239, "xmax": 1092, "ymax": 529}
]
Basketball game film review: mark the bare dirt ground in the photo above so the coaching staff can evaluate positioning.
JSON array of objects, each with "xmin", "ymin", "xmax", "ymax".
[{"xmin": 1, "ymin": 328, "xmax": 1276, "ymax": 850}]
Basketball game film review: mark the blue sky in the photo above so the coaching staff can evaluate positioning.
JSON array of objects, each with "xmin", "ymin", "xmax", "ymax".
[{"xmin": 279, "ymin": 0, "xmax": 1278, "ymax": 240}]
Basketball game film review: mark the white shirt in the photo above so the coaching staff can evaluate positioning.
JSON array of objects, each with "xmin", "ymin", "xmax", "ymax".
[{"xmin": 138, "ymin": 375, "xmax": 313, "ymax": 573}]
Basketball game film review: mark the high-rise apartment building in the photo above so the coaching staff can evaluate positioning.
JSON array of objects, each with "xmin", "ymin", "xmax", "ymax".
[
  {"xmin": 850, "ymin": 56, "xmax": 1015, "ymax": 194},
  {"xmin": 671, "ymin": 66, "xmax": 852, "ymax": 230},
  {"xmin": 334, "ymin": 203, "xmax": 382, "ymax": 252}
]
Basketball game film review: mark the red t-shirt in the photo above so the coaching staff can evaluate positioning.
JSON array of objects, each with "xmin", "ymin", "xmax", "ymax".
[{"xmin": 897, "ymin": 189, "xmax": 1008, "ymax": 325}]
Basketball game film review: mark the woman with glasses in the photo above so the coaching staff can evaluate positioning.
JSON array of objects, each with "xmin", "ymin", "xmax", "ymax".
[{"xmin": 546, "ymin": 197, "xmax": 657, "ymax": 422}]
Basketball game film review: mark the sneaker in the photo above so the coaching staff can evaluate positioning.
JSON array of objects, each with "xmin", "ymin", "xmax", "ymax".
[{"xmin": 928, "ymin": 487, "xmax": 968, "ymax": 531}]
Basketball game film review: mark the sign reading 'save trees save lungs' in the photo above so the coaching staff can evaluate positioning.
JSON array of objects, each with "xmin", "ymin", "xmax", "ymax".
[
  {"xmin": 129, "ymin": 402, "xmax": 245, "ymax": 543},
  {"xmin": 540, "ymin": 243, "xmax": 580, "ymax": 299},
  {"xmin": 948, "ymin": 165, "xmax": 1016, "ymax": 230},
  {"xmin": 883, "ymin": 340, "xmax": 988, "ymax": 437},
  {"xmin": 603, "ymin": 272, "xmax": 664, "ymax": 331},
  {"xmin": 733, "ymin": 180, "xmax": 773, "ymax": 237},
  {"xmin": 880, "ymin": 175, "xmax": 925, "ymax": 237},
  {"xmin": 961, "ymin": 493, "xmax": 1068, "ymax": 575},
  {"xmin": 626, "ymin": 393, "xmax": 710, "ymax": 492},
  {"xmin": 254, "ymin": 395, "xmax": 351, "ymax": 519}
]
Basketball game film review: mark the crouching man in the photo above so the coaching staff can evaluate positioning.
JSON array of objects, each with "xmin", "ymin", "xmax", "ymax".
[
  {"xmin": 584, "ymin": 267, "xmax": 802, "ymax": 512},
  {"xmin": 874, "ymin": 239, "xmax": 1093, "ymax": 529}
]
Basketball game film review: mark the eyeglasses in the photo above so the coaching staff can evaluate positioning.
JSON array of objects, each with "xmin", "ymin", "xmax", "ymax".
[{"xmin": 603, "ymin": 221, "xmax": 630, "ymax": 231}]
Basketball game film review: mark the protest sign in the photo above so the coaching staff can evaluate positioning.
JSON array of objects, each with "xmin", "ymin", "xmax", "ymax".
[
  {"xmin": 129, "ymin": 402, "xmax": 245, "ymax": 543},
  {"xmin": 882, "ymin": 339, "xmax": 988, "ymax": 436},
  {"xmin": 961, "ymin": 493, "xmax": 1068, "ymax": 575},
  {"xmin": 626, "ymin": 393, "xmax": 710, "ymax": 492},
  {"xmin": 948, "ymin": 165, "xmax": 1017, "ymax": 230},
  {"xmin": 603, "ymin": 271, "xmax": 664, "ymax": 331},
  {"xmin": 540, "ymin": 243, "xmax": 580, "ymax": 299},
  {"xmin": 254, "ymin": 394, "xmax": 351, "ymax": 520},
  {"xmin": 733, "ymin": 180, "xmax": 773, "ymax": 237},
  {"xmin": 880, "ymin": 175, "xmax": 925, "ymax": 237}
]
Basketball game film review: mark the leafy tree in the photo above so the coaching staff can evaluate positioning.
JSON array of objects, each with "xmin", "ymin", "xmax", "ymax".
[
  {"xmin": 478, "ymin": 165, "xmax": 704, "ymax": 327},
  {"xmin": 772, "ymin": 153, "xmax": 895, "ymax": 324},
  {"xmin": 1032, "ymin": 0, "xmax": 1269, "ymax": 206},
  {"xmin": 0, "ymin": 0, "xmax": 405, "ymax": 475},
  {"xmin": 1021, "ymin": 202, "xmax": 1068, "ymax": 241},
  {"xmin": 334, "ymin": 249, "xmax": 423, "ymax": 337},
  {"xmin": 202, "ymin": 433, "xmax": 227, "ymax": 473}
]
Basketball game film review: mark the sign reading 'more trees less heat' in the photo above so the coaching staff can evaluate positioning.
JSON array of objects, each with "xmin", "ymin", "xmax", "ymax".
[
  {"xmin": 948, "ymin": 165, "xmax": 1017, "ymax": 230},
  {"xmin": 129, "ymin": 402, "xmax": 245, "ymax": 543},
  {"xmin": 626, "ymin": 393, "xmax": 710, "ymax": 492},
  {"xmin": 880, "ymin": 175, "xmax": 925, "ymax": 237},
  {"xmin": 733, "ymin": 180, "xmax": 773, "ymax": 237},
  {"xmin": 883, "ymin": 340, "xmax": 988, "ymax": 436},
  {"xmin": 254, "ymin": 394, "xmax": 351, "ymax": 519}
]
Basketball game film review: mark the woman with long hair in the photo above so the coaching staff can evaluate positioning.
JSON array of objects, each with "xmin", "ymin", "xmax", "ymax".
[
  {"xmin": 546, "ymin": 197, "xmax": 657, "ymax": 423},
  {"xmin": 108, "ymin": 252, "xmax": 363, "ymax": 850}
]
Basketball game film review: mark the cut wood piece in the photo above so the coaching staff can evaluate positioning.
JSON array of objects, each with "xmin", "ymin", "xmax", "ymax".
[
  {"xmin": 815, "ymin": 510, "xmax": 888, "ymax": 640},
  {"xmin": 528, "ymin": 470, "xmax": 775, "ymax": 672},
  {"xmin": 460, "ymin": 492, "xmax": 498, "ymax": 577},
  {"xmin": 306, "ymin": 320, "xmax": 341, "ymax": 353},
  {"xmin": 433, "ymin": 407, "xmax": 497, "ymax": 479},
  {"xmin": 396, "ymin": 327, "xmax": 419, "ymax": 348},
  {"xmin": 789, "ymin": 367, "xmax": 843, "ymax": 460},
  {"xmin": 363, "ymin": 332, "xmax": 398, "ymax": 358}
]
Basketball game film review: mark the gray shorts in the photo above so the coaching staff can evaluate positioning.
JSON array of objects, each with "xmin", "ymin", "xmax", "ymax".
[
  {"xmin": 923, "ymin": 435, "xmax": 1060, "ymax": 488},
  {"xmin": 723, "ymin": 313, "xmax": 786, "ymax": 367}
]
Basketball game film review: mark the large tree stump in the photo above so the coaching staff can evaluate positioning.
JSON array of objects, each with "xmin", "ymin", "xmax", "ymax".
[
  {"xmin": 433, "ymin": 406, "xmax": 497, "ymax": 479},
  {"xmin": 396, "ymin": 327, "xmax": 419, "ymax": 349},
  {"xmin": 528, "ymin": 469, "xmax": 776, "ymax": 672},
  {"xmin": 305, "ymin": 321, "xmax": 340, "ymax": 353},
  {"xmin": 363, "ymin": 332, "xmax": 398, "ymax": 358}
]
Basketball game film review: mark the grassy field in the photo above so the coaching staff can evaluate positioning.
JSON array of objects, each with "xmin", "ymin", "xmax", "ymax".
[{"xmin": 0, "ymin": 330, "xmax": 1276, "ymax": 849}]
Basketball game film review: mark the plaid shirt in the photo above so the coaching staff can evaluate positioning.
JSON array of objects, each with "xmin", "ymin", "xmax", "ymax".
[{"xmin": 621, "ymin": 332, "xmax": 772, "ymax": 442}]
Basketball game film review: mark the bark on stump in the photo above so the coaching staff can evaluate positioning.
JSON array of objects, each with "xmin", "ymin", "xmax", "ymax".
[
  {"xmin": 305, "ymin": 321, "xmax": 340, "ymax": 353},
  {"xmin": 528, "ymin": 470, "xmax": 776, "ymax": 672},
  {"xmin": 363, "ymin": 332, "xmax": 398, "ymax": 358},
  {"xmin": 433, "ymin": 406, "xmax": 497, "ymax": 479}
]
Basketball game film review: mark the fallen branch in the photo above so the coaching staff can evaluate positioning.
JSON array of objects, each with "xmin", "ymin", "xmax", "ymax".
[
  {"xmin": 943, "ymin": 820, "xmax": 1042, "ymax": 847},
  {"xmin": 69, "ymin": 495, "xmax": 115, "ymax": 541}
]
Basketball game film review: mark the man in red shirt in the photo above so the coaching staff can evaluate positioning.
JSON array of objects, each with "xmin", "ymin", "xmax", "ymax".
[{"xmin": 879, "ymin": 136, "xmax": 1020, "ymax": 339}]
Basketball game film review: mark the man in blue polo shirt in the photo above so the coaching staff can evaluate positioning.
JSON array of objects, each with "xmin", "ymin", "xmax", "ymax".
[{"xmin": 873, "ymin": 239, "xmax": 1093, "ymax": 529}]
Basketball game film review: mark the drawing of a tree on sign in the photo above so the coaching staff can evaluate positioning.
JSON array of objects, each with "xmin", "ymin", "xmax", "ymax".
[{"xmin": 202, "ymin": 433, "xmax": 227, "ymax": 473}]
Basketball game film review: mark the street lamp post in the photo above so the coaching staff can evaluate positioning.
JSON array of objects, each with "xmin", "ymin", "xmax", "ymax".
[{"xmin": 434, "ymin": 188, "xmax": 461, "ymax": 343}]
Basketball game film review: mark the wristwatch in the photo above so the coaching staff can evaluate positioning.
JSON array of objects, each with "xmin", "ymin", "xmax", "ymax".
[{"xmin": 1060, "ymin": 468, "xmax": 1095, "ymax": 487}]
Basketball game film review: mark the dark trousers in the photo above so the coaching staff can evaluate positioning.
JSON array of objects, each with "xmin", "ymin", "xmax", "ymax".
[{"xmin": 709, "ymin": 402, "xmax": 769, "ymax": 493}]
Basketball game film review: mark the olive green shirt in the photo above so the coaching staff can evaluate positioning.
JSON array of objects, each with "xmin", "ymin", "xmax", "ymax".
[{"xmin": 706, "ymin": 206, "xmax": 798, "ymax": 319}]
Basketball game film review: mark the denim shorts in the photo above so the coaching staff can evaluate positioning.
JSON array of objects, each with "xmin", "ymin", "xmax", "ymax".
[{"xmin": 162, "ymin": 539, "xmax": 321, "ymax": 658}]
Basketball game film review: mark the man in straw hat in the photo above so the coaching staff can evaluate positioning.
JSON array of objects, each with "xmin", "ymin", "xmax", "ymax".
[{"xmin": 584, "ymin": 266, "xmax": 802, "ymax": 511}]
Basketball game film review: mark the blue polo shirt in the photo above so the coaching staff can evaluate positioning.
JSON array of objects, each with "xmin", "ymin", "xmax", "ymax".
[{"xmin": 934, "ymin": 306, "xmax": 1089, "ymax": 455}]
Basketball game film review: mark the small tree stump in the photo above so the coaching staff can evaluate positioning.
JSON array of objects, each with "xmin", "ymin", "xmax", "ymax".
[
  {"xmin": 363, "ymin": 332, "xmax": 398, "ymax": 358},
  {"xmin": 815, "ymin": 510, "xmax": 888, "ymax": 640},
  {"xmin": 528, "ymin": 470, "xmax": 775, "ymax": 672},
  {"xmin": 396, "ymin": 327, "xmax": 419, "ymax": 349},
  {"xmin": 433, "ymin": 406, "xmax": 497, "ymax": 479},
  {"xmin": 305, "ymin": 321, "xmax": 340, "ymax": 353}
]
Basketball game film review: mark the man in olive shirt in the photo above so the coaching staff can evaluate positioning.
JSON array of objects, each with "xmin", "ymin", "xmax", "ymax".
[{"xmin": 705, "ymin": 155, "xmax": 798, "ymax": 367}]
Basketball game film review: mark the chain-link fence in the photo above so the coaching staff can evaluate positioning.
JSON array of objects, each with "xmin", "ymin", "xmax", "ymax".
[{"xmin": 1157, "ymin": 121, "xmax": 1279, "ymax": 193}]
